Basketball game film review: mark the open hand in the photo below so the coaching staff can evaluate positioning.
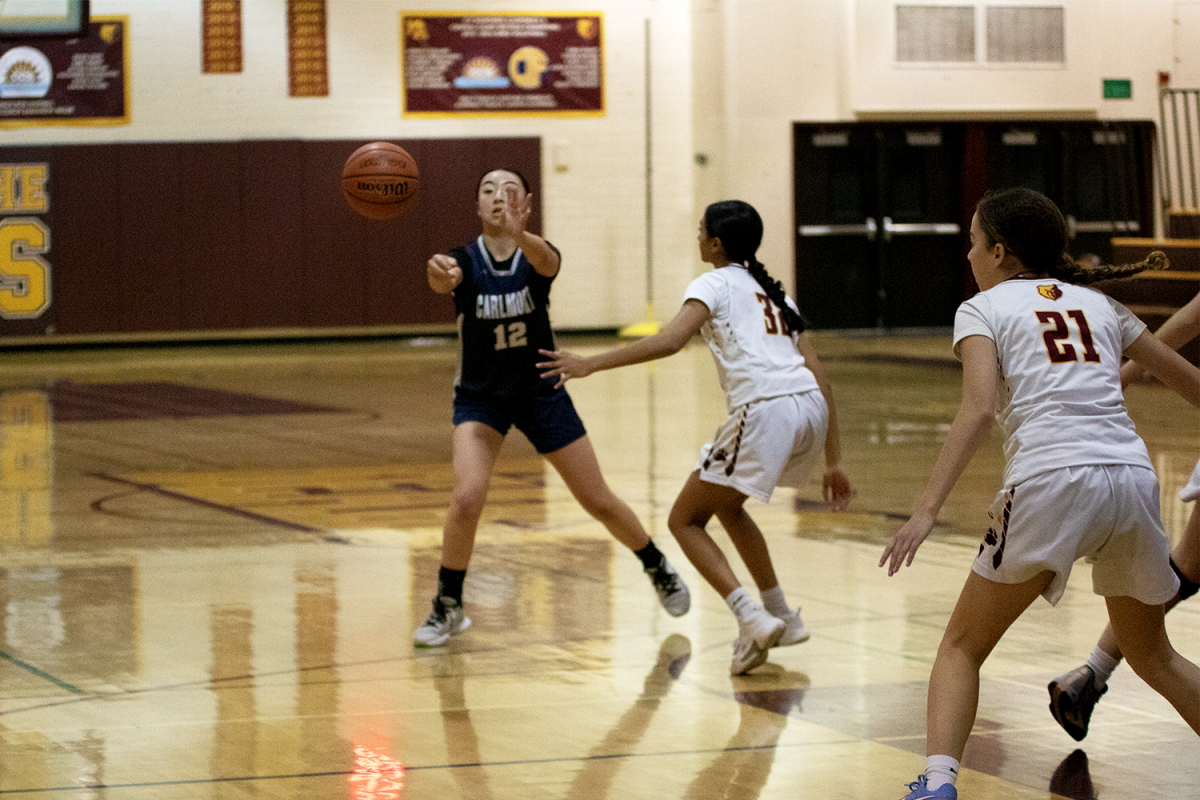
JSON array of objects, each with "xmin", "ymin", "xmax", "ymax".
[
  {"xmin": 879, "ymin": 511, "xmax": 936, "ymax": 576},
  {"xmin": 537, "ymin": 349, "xmax": 593, "ymax": 388},
  {"xmin": 822, "ymin": 466, "xmax": 853, "ymax": 511},
  {"xmin": 498, "ymin": 186, "xmax": 533, "ymax": 240}
]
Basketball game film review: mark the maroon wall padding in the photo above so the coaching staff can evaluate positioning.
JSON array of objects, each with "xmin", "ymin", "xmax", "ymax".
[{"xmin": 0, "ymin": 137, "xmax": 540, "ymax": 341}]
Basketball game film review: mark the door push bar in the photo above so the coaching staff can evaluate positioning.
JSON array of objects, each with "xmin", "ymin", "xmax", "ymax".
[
  {"xmin": 880, "ymin": 217, "xmax": 960, "ymax": 241},
  {"xmin": 797, "ymin": 218, "xmax": 878, "ymax": 240},
  {"xmin": 797, "ymin": 217, "xmax": 961, "ymax": 241},
  {"xmin": 1065, "ymin": 215, "xmax": 1139, "ymax": 237}
]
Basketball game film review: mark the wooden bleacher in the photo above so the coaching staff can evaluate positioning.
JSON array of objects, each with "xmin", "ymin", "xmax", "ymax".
[{"xmin": 1099, "ymin": 211, "xmax": 1199, "ymax": 364}]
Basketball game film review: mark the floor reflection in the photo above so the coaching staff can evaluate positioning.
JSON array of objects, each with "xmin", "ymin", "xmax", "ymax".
[
  {"xmin": 684, "ymin": 669, "xmax": 810, "ymax": 800},
  {"xmin": 0, "ymin": 390, "xmax": 53, "ymax": 548},
  {"xmin": 564, "ymin": 634, "xmax": 692, "ymax": 799}
]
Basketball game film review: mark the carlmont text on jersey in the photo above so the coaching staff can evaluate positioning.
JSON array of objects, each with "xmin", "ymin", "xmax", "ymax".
[{"xmin": 475, "ymin": 287, "xmax": 535, "ymax": 320}]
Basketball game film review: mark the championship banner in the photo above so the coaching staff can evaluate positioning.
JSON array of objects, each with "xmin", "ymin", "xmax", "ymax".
[
  {"xmin": 203, "ymin": 0, "xmax": 242, "ymax": 74},
  {"xmin": 401, "ymin": 12, "xmax": 604, "ymax": 117},
  {"xmin": 288, "ymin": 0, "xmax": 327, "ymax": 97},
  {"xmin": 0, "ymin": 16, "xmax": 128, "ymax": 128}
]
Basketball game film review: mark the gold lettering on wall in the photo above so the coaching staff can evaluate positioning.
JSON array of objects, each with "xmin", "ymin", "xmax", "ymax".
[
  {"xmin": 203, "ymin": 0, "xmax": 243, "ymax": 74},
  {"xmin": 0, "ymin": 163, "xmax": 51, "ymax": 320},
  {"xmin": 288, "ymin": 0, "xmax": 328, "ymax": 97}
]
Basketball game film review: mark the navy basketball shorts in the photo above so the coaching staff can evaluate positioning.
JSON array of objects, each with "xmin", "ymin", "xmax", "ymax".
[{"xmin": 453, "ymin": 385, "xmax": 587, "ymax": 455}]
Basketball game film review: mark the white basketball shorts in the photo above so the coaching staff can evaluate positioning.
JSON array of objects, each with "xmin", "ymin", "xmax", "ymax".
[
  {"xmin": 973, "ymin": 464, "xmax": 1178, "ymax": 606},
  {"xmin": 695, "ymin": 390, "xmax": 828, "ymax": 504}
]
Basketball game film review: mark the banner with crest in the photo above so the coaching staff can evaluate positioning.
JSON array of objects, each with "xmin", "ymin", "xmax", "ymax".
[{"xmin": 401, "ymin": 12, "xmax": 604, "ymax": 117}]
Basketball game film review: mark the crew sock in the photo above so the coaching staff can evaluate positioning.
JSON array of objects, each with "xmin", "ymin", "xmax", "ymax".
[
  {"xmin": 725, "ymin": 587, "xmax": 757, "ymax": 624},
  {"xmin": 759, "ymin": 584, "xmax": 791, "ymax": 617},
  {"xmin": 1085, "ymin": 645, "xmax": 1120, "ymax": 690},
  {"xmin": 635, "ymin": 540, "xmax": 665, "ymax": 571},
  {"xmin": 437, "ymin": 566, "xmax": 466, "ymax": 604},
  {"xmin": 924, "ymin": 754, "xmax": 959, "ymax": 792}
]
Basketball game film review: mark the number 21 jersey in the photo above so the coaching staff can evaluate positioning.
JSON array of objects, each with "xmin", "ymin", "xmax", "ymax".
[{"xmin": 953, "ymin": 278, "xmax": 1151, "ymax": 486}]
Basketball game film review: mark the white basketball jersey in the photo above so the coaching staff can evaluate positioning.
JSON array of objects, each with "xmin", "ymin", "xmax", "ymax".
[
  {"xmin": 684, "ymin": 265, "xmax": 819, "ymax": 410},
  {"xmin": 953, "ymin": 278, "xmax": 1151, "ymax": 486}
]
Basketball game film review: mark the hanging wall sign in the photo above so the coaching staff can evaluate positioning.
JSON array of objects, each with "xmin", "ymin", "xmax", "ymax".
[
  {"xmin": 203, "ymin": 0, "xmax": 242, "ymax": 74},
  {"xmin": 0, "ymin": 16, "xmax": 128, "ymax": 128},
  {"xmin": 401, "ymin": 12, "xmax": 604, "ymax": 117},
  {"xmin": 288, "ymin": 0, "xmax": 327, "ymax": 97}
]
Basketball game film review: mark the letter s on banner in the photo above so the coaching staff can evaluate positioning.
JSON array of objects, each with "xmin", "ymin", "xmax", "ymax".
[{"xmin": 0, "ymin": 218, "xmax": 51, "ymax": 319}]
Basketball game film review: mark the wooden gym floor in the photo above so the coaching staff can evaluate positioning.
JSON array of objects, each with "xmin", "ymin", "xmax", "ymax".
[{"xmin": 0, "ymin": 331, "xmax": 1195, "ymax": 799}]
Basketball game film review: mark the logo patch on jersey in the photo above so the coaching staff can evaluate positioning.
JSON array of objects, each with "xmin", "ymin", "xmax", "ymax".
[{"xmin": 1037, "ymin": 284, "xmax": 1063, "ymax": 301}]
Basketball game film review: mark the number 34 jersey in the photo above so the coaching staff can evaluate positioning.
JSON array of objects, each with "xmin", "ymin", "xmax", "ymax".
[
  {"xmin": 684, "ymin": 265, "xmax": 819, "ymax": 412},
  {"xmin": 953, "ymin": 278, "xmax": 1151, "ymax": 486},
  {"xmin": 451, "ymin": 236, "xmax": 560, "ymax": 397}
]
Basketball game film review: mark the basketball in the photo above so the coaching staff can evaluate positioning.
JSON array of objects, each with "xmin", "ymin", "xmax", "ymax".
[{"xmin": 341, "ymin": 142, "xmax": 420, "ymax": 220}]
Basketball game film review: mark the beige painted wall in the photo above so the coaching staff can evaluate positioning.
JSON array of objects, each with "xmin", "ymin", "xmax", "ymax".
[{"xmin": 2, "ymin": 0, "xmax": 1182, "ymax": 328}]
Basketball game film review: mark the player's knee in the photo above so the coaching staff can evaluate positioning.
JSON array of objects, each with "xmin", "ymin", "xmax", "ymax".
[
  {"xmin": 450, "ymin": 486, "xmax": 488, "ymax": 518},
  {"xmin": 577, "ymin": 490, "xmax": 621, "ymax": 522}
]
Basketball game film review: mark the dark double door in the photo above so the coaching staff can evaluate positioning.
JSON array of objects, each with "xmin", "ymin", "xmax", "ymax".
[{"xmin": 794, "ymin": 120, "xmax": 1154, "ymax": 329}]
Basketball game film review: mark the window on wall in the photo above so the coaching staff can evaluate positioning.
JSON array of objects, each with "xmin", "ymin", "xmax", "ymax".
[
  {"xmin": 896, "ymin": 6, "xmax": 975, "ymax": 62},
  {"xmin": 987, "ymin": 6, "xmax": 1064, "ymax": 62},
  {"xmin": 895, "ymin": 4, "xmax": 1066, "ymax": 66}
]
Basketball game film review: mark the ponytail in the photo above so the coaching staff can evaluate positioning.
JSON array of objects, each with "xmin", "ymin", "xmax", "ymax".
[
  {"xmin": 704, "ymin": 199, "xmax": 808, "ymax": 334},
  {"xmin": 746, "ymin": 259, "xmax": 806, "ymax": 334},
  {"xmin": 1048, "ymin": 250, "xmax": 1169, "ymax": 286}
]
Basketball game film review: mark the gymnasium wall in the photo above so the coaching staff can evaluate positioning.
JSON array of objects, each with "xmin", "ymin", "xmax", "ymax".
[
  {"xmin": 0, "ymin": 0, "xmax": 1185, "ymax": 343},
  {"xmin": 0, "ymin": 137, "xmax": 540, "ymax": 340}
]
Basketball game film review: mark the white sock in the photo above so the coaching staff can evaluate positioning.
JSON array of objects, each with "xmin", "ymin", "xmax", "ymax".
[
  {"xmin": 725, "ymin": 587, "xmax": 758, "ymax": 624},
  {"xmin": 924, "ymin": 755, "xmax": 959, "ymax": 791},
  {"xmin": 1085, "ymin": 645, "xmax": 1120, "ymax": 689},
  {"xmin": 759, "ymin": 585, "xmax": 790, "ymax": 617}
]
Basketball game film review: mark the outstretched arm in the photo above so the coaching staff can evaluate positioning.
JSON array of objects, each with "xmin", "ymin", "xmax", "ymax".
[
  {"xmin": 498, "ymin": 186, "xmax": 560, "ymax": 278},
  {"xmin": 537, "ymin": 299, "xmax": 710, "ymax": 387},
  {"xmin": 795, "ymin": 332, "xmax": 852, "ymax": 510},
  {"xmin": 880, "ymin": 334, "xmax": 999, "ymax": 575}
]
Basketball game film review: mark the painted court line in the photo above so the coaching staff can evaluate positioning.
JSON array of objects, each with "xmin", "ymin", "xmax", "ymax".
[
  {"xmin": 0, "ymin": 650, "xmax": 86, "ymax": 696},
  {"xmin": 89, "ymin": 472, "xmax": 322, "ymax": 533}
]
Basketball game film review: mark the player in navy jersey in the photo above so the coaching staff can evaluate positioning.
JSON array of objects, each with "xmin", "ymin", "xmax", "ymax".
[
  {"xmin": 879, "ymin": 188, "xmax": 1200, "ymax": 800},
  {"xmin": 413, "ymin": 168, "xmax": 690, "ymax": 648},
  {"xmin": 539, "ymin": 200, "xmax": 853, "ymax": 676}
]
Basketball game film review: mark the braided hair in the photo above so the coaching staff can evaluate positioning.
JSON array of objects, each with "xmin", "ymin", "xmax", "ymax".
[
  {"xmin": 975, "ymin": 187, "xmax": 1168, "ymax": 284},
  {"xmin": 704, "ymin": 200, "xmax": 806, "ymax": 334}
]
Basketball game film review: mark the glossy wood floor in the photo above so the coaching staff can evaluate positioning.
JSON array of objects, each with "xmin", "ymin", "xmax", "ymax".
[{"xmin": 0, "ymin": 331, "xmax": 1196, "ymax": 799}]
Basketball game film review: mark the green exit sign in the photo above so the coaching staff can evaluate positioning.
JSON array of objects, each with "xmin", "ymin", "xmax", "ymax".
[{"xmin": 1103, "ymin": 79, "xmax": 1132, "ymax": 99}]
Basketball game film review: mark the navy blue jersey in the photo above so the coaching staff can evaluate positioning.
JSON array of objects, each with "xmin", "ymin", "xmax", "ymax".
[{"xmin": 452, "ymin": 236, "xmax": 560, "ymax": 396}]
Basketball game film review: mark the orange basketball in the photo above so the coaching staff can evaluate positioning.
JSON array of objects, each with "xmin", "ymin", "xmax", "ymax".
[{"xmin": 341, "ymin": 142, "xmax": 420, "ymax": 220}]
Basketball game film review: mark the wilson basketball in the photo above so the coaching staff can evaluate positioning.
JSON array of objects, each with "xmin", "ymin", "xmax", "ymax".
[{"xmin": 341, "ymin": 142, "xmax": 420, "ymax": 220}]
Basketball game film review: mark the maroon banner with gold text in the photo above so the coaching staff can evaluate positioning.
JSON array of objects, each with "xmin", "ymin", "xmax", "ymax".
[
  {"xmin": 0, "ymin": 17, "xmax": 129, "ymax": 128},
  {"xmin": 401, "ymin": 12, "xmax": 604, "ymax": 117}
]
